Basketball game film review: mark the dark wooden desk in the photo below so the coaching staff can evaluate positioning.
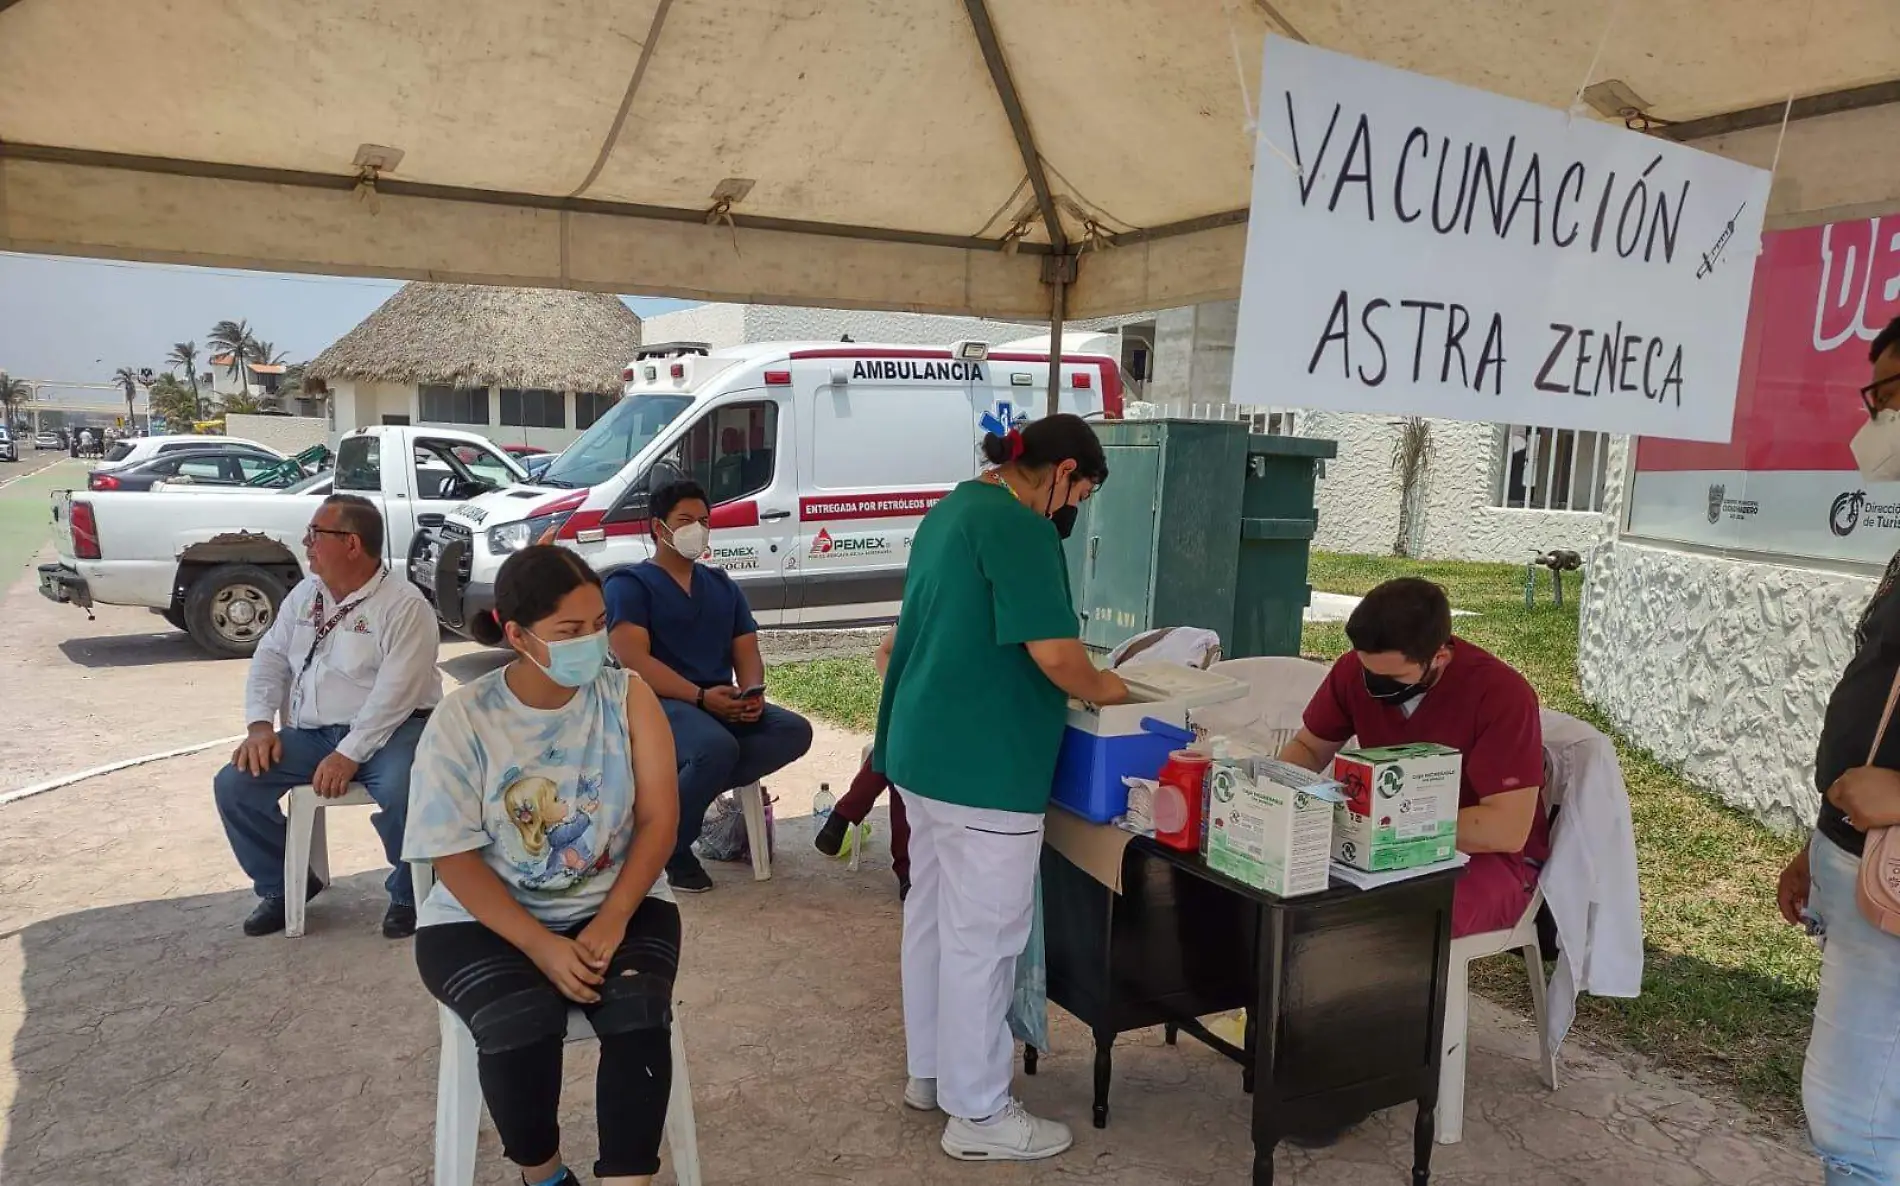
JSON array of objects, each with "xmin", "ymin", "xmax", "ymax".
[{"xmin": 1036, "ymin": 837, "xmax": 1460, "ymax": 1186}]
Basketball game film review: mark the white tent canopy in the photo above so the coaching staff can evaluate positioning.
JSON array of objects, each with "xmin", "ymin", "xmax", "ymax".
[{"xmin": 4, "ymin": 0, "xmax": 1899, "ymax": 322}]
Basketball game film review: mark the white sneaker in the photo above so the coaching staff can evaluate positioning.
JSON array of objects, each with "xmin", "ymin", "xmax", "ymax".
[
  {"xmin": 903, "ymin": 1076, "xmax": 938, "ymax": 1111},
  {"xmin": 940, "ymin": 1100, "xmax": 1074, "ymax": 1162}
]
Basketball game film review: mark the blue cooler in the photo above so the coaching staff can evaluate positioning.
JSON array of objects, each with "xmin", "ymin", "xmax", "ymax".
[{"xmin": 1049, "ymin": 664, "xmax": 1248, "ymax": 823}]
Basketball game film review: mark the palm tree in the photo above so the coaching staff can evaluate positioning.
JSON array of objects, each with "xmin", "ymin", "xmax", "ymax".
[
  {"xmin": 0, "ymin": 372, "xmax": 29, "ymax": 430},
  {"xmin": 208, "ymin": 319, "xmax": 256, "ymax": 395},
  {"xmin": 166, "ymin": 340, "xmax": 202, "ymax": 420},
  {"xmin": 112, "ymin": 367, "xmax": 139, "ymax": 428}
]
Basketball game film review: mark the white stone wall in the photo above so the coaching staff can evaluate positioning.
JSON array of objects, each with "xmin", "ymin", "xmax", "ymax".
[
  {"xmin": 1578, "ymin": 536, "xmax": 1873, "ymax": 832},
  {"xmin": 1302, "ymin": 412, "xmax": 1611, "ymax": 564},
  {"xmin": 639, "ymin": 304, "xmax": 749, "ymax": 350},
  {"xmin": 224, "ymin": 413, "xmax": 329, "ymax": 454}
]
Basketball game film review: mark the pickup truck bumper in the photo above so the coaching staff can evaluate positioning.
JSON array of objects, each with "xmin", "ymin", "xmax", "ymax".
[
  {"xmin": 412, "ymin": 525, "xmax": 500, "ymax": 643},
  {"xmin": 37, "ymin": 563, "xmax": 93, "ymax": 609}
]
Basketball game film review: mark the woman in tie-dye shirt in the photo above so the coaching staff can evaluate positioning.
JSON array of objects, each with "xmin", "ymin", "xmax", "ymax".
[{"xmin": 405, "ymin": 545, "xmax": 681, "ymax": 1186}]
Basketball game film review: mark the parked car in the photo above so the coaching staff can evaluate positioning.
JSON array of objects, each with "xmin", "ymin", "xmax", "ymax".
[
  {"xmin": 38, "ymin": 425, "xmax": 526, "ymax": 657},
  {"xmin": 89, "ymin": 447, "xmax": 306, "ymax": 493},
  {"xmin": 0, "ymin": 428, "xmax": 16, "ymax": 463},
  {"xmin": 155, "ymin": 470, "xmax": 336, "ymax": 497},
  {"xmin": 94, "ymin": 434, "xmax": 283, "ymax": 474},
  {"xmin": 502, "ymin": 443, "xmax": 552, "ymax": 459},
  {"xmin": 34, "ymin": 431, "xmax": 60, "ymax": 450}
]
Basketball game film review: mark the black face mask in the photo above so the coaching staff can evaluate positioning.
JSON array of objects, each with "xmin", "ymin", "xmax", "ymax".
[
  {"xmin": 1363, "ymin": 663, "xmax": 1438, "ymax": 704},
  {"xmin": 1043, "ymin": 470, "xmax": 1079, "ymax": 539}
]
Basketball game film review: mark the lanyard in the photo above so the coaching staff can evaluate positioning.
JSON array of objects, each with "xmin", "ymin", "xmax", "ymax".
[{"xmin": 291, "ymin": 570, "xmax": 386, "ymax": 714}]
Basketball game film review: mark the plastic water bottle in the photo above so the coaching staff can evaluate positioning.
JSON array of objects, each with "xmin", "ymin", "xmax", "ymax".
[{"xmin": 812, "ymin": 782, "xmax": 834, "ymax": 820}]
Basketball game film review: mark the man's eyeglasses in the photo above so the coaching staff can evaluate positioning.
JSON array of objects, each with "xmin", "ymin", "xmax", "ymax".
[
  {"xmin": 303, "ymin": 526, "xmax": 357, "ymax": 545},
  {"xmin": 1861, "ymin": 374, "xmax": 1900, "ymax": 420}
]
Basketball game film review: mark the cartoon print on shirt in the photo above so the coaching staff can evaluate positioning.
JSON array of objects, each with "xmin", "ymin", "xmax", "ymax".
[{"xmin": 498, "ymin": 768, "xmax": 605, "ymax": 891}]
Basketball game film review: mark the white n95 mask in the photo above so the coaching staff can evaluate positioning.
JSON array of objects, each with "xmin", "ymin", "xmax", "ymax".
[
  {"xmin": 668, "ymin": 522, "xmax": 711, "ymax": 559},
  {"xmin": 1852, "ymin": 412, "xmax": 1900, "ymax": 483}
]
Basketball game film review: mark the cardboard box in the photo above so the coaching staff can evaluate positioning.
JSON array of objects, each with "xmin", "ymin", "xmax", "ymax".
[
  {"xmin": 1205, "ymin": 758, "xmax": 1337, "ymax": 897},
  {"xmin": 1330, "ymin": 743, "xmax": 1462, "ymax": 871}
]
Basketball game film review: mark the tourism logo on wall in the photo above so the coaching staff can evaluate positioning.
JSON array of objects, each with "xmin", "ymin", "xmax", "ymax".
[
  {"xmin": 1828, "ymin": 491, "xmax": 1900, "ymax": 537},
  {"xmin": 1707, "ymin": 484, "xmax": 1726, "ymax": 525},
  {"xmin": 1832, "ymin": 491, "xmax": 1866, "ymax": 536}
]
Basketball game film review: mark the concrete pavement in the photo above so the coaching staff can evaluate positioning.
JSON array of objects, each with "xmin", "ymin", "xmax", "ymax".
[{"xmin": 0, "ymin": 551, "xmax": 1824, "ymax": 1185}]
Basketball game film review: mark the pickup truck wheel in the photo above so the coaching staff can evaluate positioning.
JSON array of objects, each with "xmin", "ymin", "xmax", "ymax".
[{"xmin": 184, "ymin": 565, "xmax": 286, "ymax": 659}]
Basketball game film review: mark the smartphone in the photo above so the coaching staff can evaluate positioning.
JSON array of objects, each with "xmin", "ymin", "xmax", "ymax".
[{"xmin": 740, "ymin": 684, "xmax": 767, "ymax": 700}]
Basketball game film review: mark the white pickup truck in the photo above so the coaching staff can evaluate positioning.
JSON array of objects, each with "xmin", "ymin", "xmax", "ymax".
[{"xmin": 37, "ymin": 424, "xmax": 528, "ymax": 658}]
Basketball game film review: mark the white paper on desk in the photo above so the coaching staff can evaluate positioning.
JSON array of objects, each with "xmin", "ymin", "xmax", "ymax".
[{"xmin": 1328, "ymin": 851, "xmax": 1469, "ymax": 890}]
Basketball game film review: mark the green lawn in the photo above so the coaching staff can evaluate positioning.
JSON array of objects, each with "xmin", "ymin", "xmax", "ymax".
[
  {"xmin": 0, "ymin": 459, "xmax": 80, "ymax": 582},
  {"xmin": 771, "ymin": 551, "xmax": 1821, "ymax": 1124}
]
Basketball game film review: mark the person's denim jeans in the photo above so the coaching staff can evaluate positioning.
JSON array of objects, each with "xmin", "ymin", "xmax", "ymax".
[
  {"xmin": 661, "ymin": 700, "xmax": 813, "ymax": 869},
  {"xmin": 1804, "ymin": 832, "xmax": 1900, "ymax": 1183},
  {"xmin": 212, "ymin": 718, "xmax": 426, "ymax": 905}
]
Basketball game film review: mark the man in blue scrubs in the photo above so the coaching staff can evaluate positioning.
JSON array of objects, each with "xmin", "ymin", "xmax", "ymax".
[{"xmin": 606, "ymin": 479, "xmax": 813, "ymax": 892}]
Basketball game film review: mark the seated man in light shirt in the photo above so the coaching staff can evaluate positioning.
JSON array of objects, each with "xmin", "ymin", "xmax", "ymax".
[{"xmin": 213, "ymin": 494, "xmax": 443, "ymax": 939}]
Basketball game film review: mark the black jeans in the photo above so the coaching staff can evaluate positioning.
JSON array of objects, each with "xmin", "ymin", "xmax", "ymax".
[{"xmin": 415, "ymin": 899, "xmax": 682, "ymax": 1179}]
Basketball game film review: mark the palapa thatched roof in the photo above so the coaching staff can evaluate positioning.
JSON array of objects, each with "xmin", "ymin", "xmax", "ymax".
[{"xmin": 307, "ymin": 283, "xmax": 642, "ymax": 393}]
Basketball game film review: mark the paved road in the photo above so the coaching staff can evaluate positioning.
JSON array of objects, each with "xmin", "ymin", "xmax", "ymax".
[{"xmin": 0, "ymin": 449, "xmax": 82, "ymax": 584}]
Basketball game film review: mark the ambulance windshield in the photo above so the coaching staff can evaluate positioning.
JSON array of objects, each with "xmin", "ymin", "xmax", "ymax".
[{"xmin": 540, "ymin": 393, "xmax": 693, "ymax": 489}]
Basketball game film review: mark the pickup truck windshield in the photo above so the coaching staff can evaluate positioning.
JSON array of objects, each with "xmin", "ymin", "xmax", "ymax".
[{"xmin": 541, "ymin": 394, "xmax": 692, "ymax": 489}]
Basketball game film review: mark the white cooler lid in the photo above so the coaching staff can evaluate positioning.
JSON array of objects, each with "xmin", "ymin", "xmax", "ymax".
[{"xmin": 1118, "ymin": 662, "xmax": 1248, "ymax": 709}]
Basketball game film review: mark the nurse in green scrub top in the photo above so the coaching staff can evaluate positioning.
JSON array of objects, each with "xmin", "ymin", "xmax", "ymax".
[{"xmin": 874, "ymin": 412, "xmax": 1130, "ymax": 1163}]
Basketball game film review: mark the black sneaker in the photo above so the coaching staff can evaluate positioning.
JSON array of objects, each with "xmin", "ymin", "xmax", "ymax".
[
  {"xmin": 668, "ymin": 859, "xmax": 714, "ymax": 894},
  {"xmin": 898, "ymin": 876, "xmax": 911, "ymax": 902},
  {"xmin": 381, "ymin": 902, "xmax": 417, "ymax": 939},
  {"xmin": 814, "ymin": 813, "xmax": 851, "ymax": 857},
  {"xmin": 241, "ymin": 873, "xmax": 324, "ymax": 936}
]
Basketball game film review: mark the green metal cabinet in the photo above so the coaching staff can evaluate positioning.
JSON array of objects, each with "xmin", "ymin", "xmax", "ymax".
[{"xmin": 1062, "ymin": 419, "xmax": 1336, "ymax": 658}]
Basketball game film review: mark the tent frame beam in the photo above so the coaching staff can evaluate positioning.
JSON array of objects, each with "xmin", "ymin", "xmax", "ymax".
[
  {"xmin": 0, "ymin": 141, "xmax": 1054, "ymax": 257},
  {"xmin": 1659, "ymin": 78, "xmax": 1900, "ymax": 142},
  {"xmin": 961, "ymin": 0, "xmax": 1066, "ymax": 255}
]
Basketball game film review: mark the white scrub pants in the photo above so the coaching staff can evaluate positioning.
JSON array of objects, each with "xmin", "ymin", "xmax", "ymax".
[{"xmin": 896, "ymin": 788, "xmax": 1044, "ymax": 1121}]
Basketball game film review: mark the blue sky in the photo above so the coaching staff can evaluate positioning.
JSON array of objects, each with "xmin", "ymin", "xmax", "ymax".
[{"xmin": 0, "ymin": 252, "xmax": 694, "ymax": 386}]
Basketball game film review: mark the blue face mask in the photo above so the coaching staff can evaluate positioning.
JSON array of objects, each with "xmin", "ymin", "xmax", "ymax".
[{"xmin": 528, "ymin": 629, "xmax": 610, "ymax": 688}]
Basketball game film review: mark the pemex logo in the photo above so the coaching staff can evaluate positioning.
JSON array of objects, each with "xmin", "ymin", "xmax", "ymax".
[
  {"xmin": 810, "ymin": 527, "xmax": 835, "ymax": 556},
  {"xmin": 1377, "ymin": 765, "xmax": 1405, "ymax": 799}
]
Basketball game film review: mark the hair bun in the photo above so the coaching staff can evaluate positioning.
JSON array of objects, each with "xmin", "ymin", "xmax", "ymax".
[{"xmin": 979, "ymin": 431, "xmax": 1013, "ymax": 465}]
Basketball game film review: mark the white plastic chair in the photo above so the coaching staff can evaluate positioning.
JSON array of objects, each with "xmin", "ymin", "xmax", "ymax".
[
  {"xmin": 410, "ymin": 863, "xmax": 703, "ymax": 1186},
  {"xmin": 282, "ymin": 781, "xmax": 373, "ymax": 938},
  {"xmin": 734, "ymin": 781, "xmax": 771, "ymax": 881},
  {"xmin": 1435, "ymin": 726, "xmax": 1578, "ymax": 1145}
]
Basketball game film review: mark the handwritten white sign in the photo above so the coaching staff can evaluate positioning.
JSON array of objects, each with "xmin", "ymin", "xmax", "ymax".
[{"xmin": 1231, "ymin": 38, "xmax": 1771, "ymax": 444}]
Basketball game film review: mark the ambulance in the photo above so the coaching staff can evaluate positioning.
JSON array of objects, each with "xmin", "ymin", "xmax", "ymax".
[{"xmin": 410, "ymin": 338, "xmax": 1123, "ymax": 644}]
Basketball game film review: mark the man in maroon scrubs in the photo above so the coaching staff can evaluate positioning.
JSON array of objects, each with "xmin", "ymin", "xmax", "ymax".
[{"xmin": 1281, "ymin": 577, "xmax": 1548, "ymax": 937}]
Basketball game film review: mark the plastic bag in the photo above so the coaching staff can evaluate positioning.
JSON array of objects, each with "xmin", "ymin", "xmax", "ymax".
[
  {"xmin": 1007, "ymin": 874, "xmax": 1050, "ymax": 1053},
  {"xmin": 696, "ymin": 792, "xmax": 750, "ymax": 863}
]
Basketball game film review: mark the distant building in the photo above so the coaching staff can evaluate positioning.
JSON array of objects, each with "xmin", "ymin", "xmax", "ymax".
[{"xmin": 306, "ymin": 283, "xmax": 642, "ymax": 451}]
